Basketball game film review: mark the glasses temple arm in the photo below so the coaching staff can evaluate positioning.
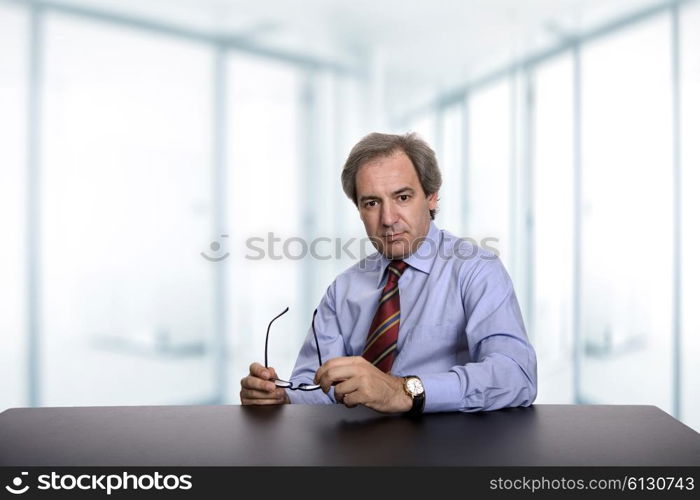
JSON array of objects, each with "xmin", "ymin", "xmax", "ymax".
[
  {"xmin": 264, "ymin": 306, "xmax": 289, "ymax": 368},
  {"xmin": 311, "ymin": 309, "xmax": 323, "ymax": 367}
]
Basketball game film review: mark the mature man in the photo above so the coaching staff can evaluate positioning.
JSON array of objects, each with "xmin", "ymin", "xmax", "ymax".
[{"xmin": 240, "ymin": 132, "xmax": 537, "ymax": 415}]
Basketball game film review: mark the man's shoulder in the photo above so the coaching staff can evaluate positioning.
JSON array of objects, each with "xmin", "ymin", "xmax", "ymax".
[
  {"xmin": 336, "ymin": 253, "xmax": 383, "ymax": 279},
  {"xmin": 433, "ymin": 227, "xmax": 511, "ymax": 293},
  {"xmin": 437, "ymin": 227, "xmax": 500, "ymax": 264},
  {"xmin": 320, "ymin": 254, "xmax": 382, "ymax": 303}
]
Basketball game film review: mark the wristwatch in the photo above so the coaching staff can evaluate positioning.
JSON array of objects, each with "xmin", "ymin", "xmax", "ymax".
[{"xmin": 402, "ymin": 375, "xmax": 425, "ymax": 416}]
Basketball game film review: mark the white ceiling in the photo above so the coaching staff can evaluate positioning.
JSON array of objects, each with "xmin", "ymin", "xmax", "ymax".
[{"xmin": 35, "ymin": 0, "xmax": 670, "ymax": 113}]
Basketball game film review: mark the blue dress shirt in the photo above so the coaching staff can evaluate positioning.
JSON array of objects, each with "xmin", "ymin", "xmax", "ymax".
[{"xmin": 286, "ymin": 222, "xmax": 537, "ymax": 412}]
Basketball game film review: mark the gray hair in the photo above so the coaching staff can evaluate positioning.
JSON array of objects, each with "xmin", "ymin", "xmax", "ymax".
[{"xmin": 341, "ymin": 132, "xmax": 442, "ymax": 220}]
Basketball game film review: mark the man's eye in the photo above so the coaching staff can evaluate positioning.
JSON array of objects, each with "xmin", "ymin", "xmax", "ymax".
[
  {"xmin": 365, "ymin": 200, "xmax": 377, "ymax": 208},
  {"xmin": 399, "ymin": 195, "xmax": 410, "ymax": 201}
]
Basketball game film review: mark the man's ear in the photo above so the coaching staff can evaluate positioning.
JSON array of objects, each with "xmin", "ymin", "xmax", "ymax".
[{"xmin": 427, "ymin": 191, "xmax": 438, "ymax": 210}]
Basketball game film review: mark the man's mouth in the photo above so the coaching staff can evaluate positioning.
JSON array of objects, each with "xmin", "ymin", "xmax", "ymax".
[{"xmin": 385, "ymin": 232, "xmax": 405, "ymax": 242}]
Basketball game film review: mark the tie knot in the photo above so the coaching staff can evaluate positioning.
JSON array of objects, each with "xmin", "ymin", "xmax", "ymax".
[{"xmin": 386, "ymin": 260, "xmax": 408, "ymax": 284}]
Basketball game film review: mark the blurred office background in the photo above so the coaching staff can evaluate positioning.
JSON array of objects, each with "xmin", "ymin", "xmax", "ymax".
[{"xmin": 1, "ymin": 0, "xmax": 698, "ymax": 431}]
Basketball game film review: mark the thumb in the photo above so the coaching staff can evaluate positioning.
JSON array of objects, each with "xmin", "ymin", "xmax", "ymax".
[{"xmin": 267, "ymin": 366, "xmax": 279, "ymax": 380}]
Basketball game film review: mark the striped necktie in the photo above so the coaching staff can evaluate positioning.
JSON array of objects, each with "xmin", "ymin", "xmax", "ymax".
[{"xmin": 362, "ymin": 260, "xmax": 409, "ymax": 373}]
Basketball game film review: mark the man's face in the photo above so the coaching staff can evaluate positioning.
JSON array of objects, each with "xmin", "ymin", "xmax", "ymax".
[{"xmin": 355, "ymin": 150, "xmax": 438, "ymax": 259}]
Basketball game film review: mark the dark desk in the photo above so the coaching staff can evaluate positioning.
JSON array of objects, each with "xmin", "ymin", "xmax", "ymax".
[{"xmin": 1, "ymin": 404, "xmax": 699, "ymax": 466}]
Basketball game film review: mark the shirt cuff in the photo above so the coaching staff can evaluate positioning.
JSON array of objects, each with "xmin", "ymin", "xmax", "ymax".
[
  {"xmin": 419, "ymin": 371, "xmax": 464, "ymax": 413},
  {"xmin": 285, "ymin": 388, "xmax": 302, "ymax": 404},
  {"xmin": 285, "ymin": 387, "xmax": 336, "ymax": 405}
]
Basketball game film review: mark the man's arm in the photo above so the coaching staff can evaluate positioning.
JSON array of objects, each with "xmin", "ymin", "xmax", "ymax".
[
  {"xmin": 419, "ymin": 256, "xmax": 538, "ymax": 413},
  {"xmin": 289, "ymin": 281, "xmax": 413, "ymax": 411}
]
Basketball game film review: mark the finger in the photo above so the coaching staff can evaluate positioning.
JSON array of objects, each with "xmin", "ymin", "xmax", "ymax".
[
  {"xmin": 342, "ymin": 390, "xmax": 361, "ymax": 408},
  {"xmin": 316, "ymin": 356, "xmax": 362, "ymax": 383},
  {"xmin": 241, "ymin": 375, "xmax": 277, "ymax": 393},
  {"xmin": 241, "ymin": 375, "xmax": 276, "ymax": 392},
  {"xmin": 318, "ymin": 366, "xmax": 358, "ymax": 392},
  {"xmin": 333, "ymin": 378, "xmax": 361, "ymax": 403},
  {"xmin": 241, "ymin": 387, "xmax": 282, "ymax": 400},
  {"xmin": 318, "ymin": 365, "xmax": 362, "ymax": 393},
  {"xmin": 240, "ymin": 385, "xmax": 287, "ymax": 405},
  {"xmin": 314, "ymin": 356, "xmax": 361, "ymax": 384},
  {"xmin": 249, "ymin": 362, "xmax": 274, "ymax": 380},
  {"xmin": 242, "ymin": 386, "xmax": 288, "ymax": 400}
]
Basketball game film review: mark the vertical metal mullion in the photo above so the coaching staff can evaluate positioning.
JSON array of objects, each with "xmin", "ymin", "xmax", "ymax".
[
  {"xmin": 508, "ymin": 70, "xmax": 518, "ymax": 284},
  {"xmin": 26, "ymin": 3, "xmax": 43, "ymax": 408},
  {"xmin": 461, "ymin": 95, "xmax": 470, "ymax": 237},
  {"xmin": 522, "ymin": 69, "xmax": 535, "ymax": 335},
  {"xmin": 332, "ymin": 75, "xmax": 344, "ymax": 273},
  {"xmin": 435, "ymin": 103, "xmax": 444, "ymax": 164},
  {"xmin": 670, "ymin": 3, "xmax": 682, "ymax": 420},
  {"xmin": 433, "ymin": 102, "xmax": 445, "ymax": 225},
  {"xmin": 213, "ymin": 44, "xmax": 228, "ymax": 404},
  {"xmin": 572, "ymin": 44, "xmax": 583, "ymax": 404},
  {"xmin": 300, "ymin": 69, "xmax": 317, "ymax": 324}
]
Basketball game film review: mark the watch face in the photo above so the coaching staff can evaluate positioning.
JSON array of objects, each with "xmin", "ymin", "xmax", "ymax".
[{"xmin": 406, "ymin": 377, "xmax": 424, "ymax": 396}]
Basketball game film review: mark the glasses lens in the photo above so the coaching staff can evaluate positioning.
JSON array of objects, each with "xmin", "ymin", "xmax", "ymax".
[
  {"xmin": 273, "ymin": 378, "xmax": 292, "ymax": 388},
  {"xmin": 297, "ymin": 383, "xmax": 321, "ymax": 391}
]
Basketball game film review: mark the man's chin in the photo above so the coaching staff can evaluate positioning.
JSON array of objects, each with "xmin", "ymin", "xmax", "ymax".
[{"xmin": 382, "ymin": 240, "xmax": 410, "ymax": 260}]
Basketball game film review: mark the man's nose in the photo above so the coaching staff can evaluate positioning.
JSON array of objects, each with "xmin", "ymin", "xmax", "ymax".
[{"xmin": 381, "ymin": 202, "xmax": 398, "ymax": 227}]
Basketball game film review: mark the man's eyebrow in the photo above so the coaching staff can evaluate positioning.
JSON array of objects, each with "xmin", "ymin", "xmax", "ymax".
[
  {"xmin": 359, "ymin": 187, "xmax": 416, "ymax": 203},
  {"xmin": 393, "ymin": 187, "xmax": 415, "ymax": 196},
  {"xmin": 358, "ymin": 194, "xmax": 380, "ymax": 203}
]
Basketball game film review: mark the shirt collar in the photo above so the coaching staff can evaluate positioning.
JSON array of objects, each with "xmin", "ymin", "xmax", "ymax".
[{"xmin": 373, "ymin": 221, "xmax": 440, "ymax": 288}]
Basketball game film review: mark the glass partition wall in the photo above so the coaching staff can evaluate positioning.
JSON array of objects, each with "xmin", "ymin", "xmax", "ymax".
[{"xmin": 1, "ymin": 0, "xmax": 698, "ymax": 433}]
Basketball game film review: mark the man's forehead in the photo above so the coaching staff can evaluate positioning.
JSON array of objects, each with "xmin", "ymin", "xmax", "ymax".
[{"xmin": 356, "ymin": 151, "xmax": 419, "ymax": 188}]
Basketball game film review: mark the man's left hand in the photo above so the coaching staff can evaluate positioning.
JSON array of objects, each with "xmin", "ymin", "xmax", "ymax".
[{"xmin": 314, "ymin": 356, "xmax": 412, "ymax": 413}]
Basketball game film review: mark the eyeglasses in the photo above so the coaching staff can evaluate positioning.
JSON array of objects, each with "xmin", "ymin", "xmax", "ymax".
[{"xmin": 264, "ymin": 307, "xmax": 323, "ymax": 391}]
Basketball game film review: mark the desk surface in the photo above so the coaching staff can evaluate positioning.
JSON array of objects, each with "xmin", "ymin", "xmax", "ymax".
[{"xmin": 1, "ymin": 404, "xmax": 699, "ymax": 466}]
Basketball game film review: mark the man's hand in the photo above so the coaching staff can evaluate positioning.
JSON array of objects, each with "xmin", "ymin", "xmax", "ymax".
[
  {"xmin": 240, "ymin": 362, "xmax": 290, "ymax": 405},
  {"xmin": 314, "ymin": 356, "xmax": 412, "ymax": 413}
]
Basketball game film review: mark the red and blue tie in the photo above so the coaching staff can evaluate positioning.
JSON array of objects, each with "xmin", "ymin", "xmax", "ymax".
[{"xmin": 362, "ymin": 260, "xmax": 409, "ymax": 373}]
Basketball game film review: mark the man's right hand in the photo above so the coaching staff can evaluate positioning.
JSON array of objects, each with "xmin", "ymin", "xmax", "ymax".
[{"xmin": 240, "ymin": 362, "xmax": 290, "ymax": 405}]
